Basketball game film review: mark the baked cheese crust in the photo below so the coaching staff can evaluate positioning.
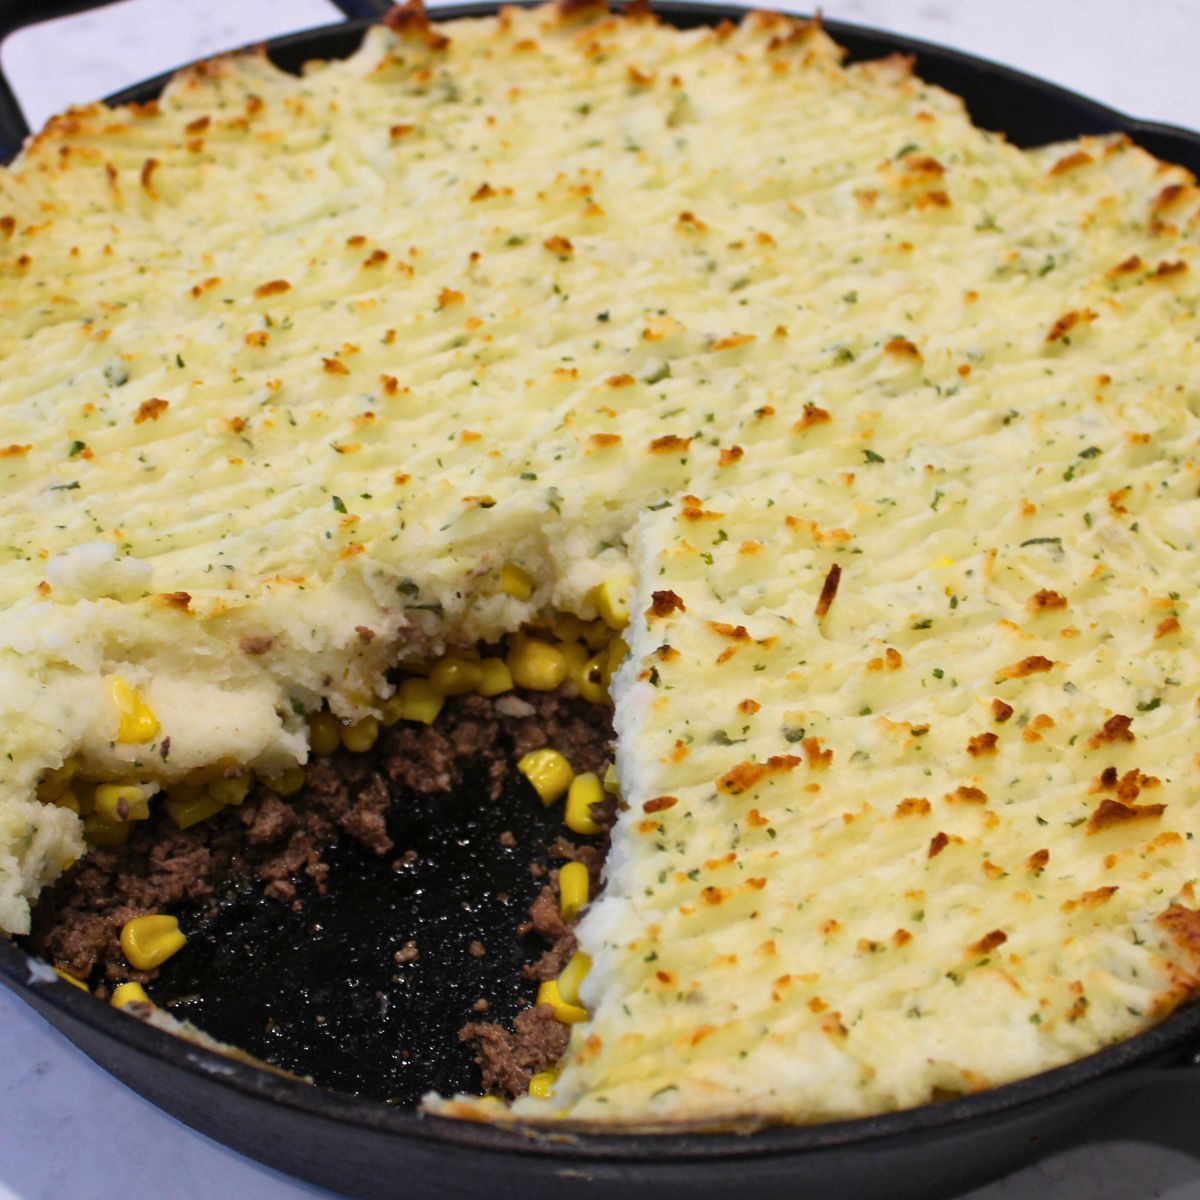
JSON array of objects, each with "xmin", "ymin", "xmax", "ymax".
[{"xmin": 2, "ymin": 0, "xmax": 1200, "ymax": 1126}]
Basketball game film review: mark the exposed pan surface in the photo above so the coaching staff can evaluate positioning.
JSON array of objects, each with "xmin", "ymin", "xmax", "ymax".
[{"xmin": 2, "ymin": 3, "xmax": 1200, "ymax": 1197}]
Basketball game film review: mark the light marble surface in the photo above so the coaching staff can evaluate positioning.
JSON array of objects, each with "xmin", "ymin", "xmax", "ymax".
[{"xmin": 2, "ymin": 3, "xmax": 1200, "ymax": 1199}]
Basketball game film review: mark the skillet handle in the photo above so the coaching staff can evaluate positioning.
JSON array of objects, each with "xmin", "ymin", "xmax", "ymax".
[{"xmin": 0, "ymin": 0, "xmax": 394, "ymax": 159}]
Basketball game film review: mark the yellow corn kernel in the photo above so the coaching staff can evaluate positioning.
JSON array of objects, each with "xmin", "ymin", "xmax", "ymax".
[
  {"xmin": 37, "ymin": 757, "xmax": 79, "ymax": 803},
  {"xmin": 592, "ymin": 578, "xmax": 632, "ymax": 631},
  {"xmin": 381, "ymin": 678, "xmax": 445, "ymax": 726},
  {"xmin": 602, "ymin": 762, "xmax": 621, "ymax": 795},
  {"xmin": 558, "ymin": 861, "xmax": 590, "ymax": 923},
  {"xmin": 604, "ymin": 636, "xmax": 628, "ymax": 682},
  {"xmin": 582, "ymin": 619, "xmax": 610, "ymax": 651},
  {"xmin": 477, "ymin": 657, "xmax": 513, "ymax": 697},
  {"xmin": 551, "ymin": 612, "xmax": 590, "ymax": 644},
  {"xmin": 394, "ymin": 651, "xmax": 434, "ymax": 675},
  {"xmin": 308, "ymin": 711, "xmax": 342, "ymax": 756},
  {"xmin": 560, "ymin": 640, "xmax": 590, "ymax": 682},
  {"xmin": 268, "ymin": 767, "xmax": 305, "ymax": 797},
  {"xmin": 341, "ymin": 716, "xmax": 380, "ymax": 753},
  {"xmin": 430, "ymin": 655, "xmax": 484, "ymax": 697},
  {"xmin": 165, "ymin": 788, "xmax": 226, "ymax": 830},
  {"xmin": 73, "ymin": 783, "xmax": 96, "ymax": 817},
  {"xmin": 54, "ymin": 968, "xmax": 89, "ymax": 992},
  {"xmin": 499, "ymin": 563, "xmax": 534, "ymax": 601},
  {"xmin": 53, "ymin": 790, "xmax": 81, "ymax": 816},
  {"xmin": 111, "ymin": 981, "xmax": 153, "ymax": 1009},
  {"xmin": 106, "ymin": 675, "xmax": 160, "ymax": 744},
  {"xmin": 536, "ymin": 979, "xmax": 588, "ymax": 1024},
  {"xmin": 577, "ymin": 653, "xmax": 608, "ymax": 705},
  {"xmin": 180, "ymin": 756, "xmax": 239, "ymax": 787},
  {"xmin": 83, "ymin": 813, "xmax": 132, "ymax": 847},
  {"xmin": 506, "ymin": 637, "xmax": 568, "ymax": 692},
  {"xmin": 556, "ymin": 951, "xmax": 593, "ymax": 1007},
  {"xmin": 527, "ymin": 1072, "xmax": 556, "ymax": 1100},
  {"xmin": 93, "ymin": 784, "xmax": 150, "ymax": 824},
  {"xmin": 565, "ymin": 772, "xmax": 605, "ymax": 836},
  {"xmin": 518, "ymin": 749, "xmax": 574, "ymax": 807},
  {"xmin": 209, "ymin": 773, "xmax": 252, "ymax": 807},
  {"xmin": 120, "ymin": 914, "xmax": 186, "ymax": 971}
]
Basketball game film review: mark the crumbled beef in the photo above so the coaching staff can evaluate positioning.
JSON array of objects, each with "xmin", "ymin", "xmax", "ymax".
[
  {"xmin": 258, "ymin": 823, "xmax": 330, "ymax": 905},
  {"xmin": 587, "ymin": 793, "xmax": 619, "ymax": 833},
  {"xmin": 36, "ymin": 910, "xmax": 110, "ymax": 983},
  {"xmin": 460, "ymin": 1004, "xmax": 571, "ymax": 1096},
  {"xmin": 521, "ymin": 882, "xmax": 570, "ymax": 941},
  {"xmin": 243, "ymin": 794, "xmax": 295, "ymax": 845},
  {"xmin": 522, "ymin": 933, "xmax": 577, "ymax": 982},
  {"xmin": 381, "ymin": 694, "xmax": 509, "ymax": 799},
  {"xmin": 508, "ymin": 690, "xmax": 613, "ymax": 775},
  {"xmin": 383, "ymin": 725, "xmax": 459, "ymax": 794},
  {"xmin": 547, "ymin": 837, "xmax": 607, "ymax": 887},
  {"xmin": 337, "ymin": 773, "xmax": 392, "ymax": 855},
  {"xmin": 517, "ymin": 864, "xmax": 589, "ymax": 982},
  {"xmin": 304, "ymin": 758, "xmax": 349, "ymax": 798}
]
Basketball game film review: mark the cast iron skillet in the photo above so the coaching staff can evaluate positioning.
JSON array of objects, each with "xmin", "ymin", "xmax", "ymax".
[{"xmin": 2, "ymin": 3, "xmax": 1200, "ymax": 1198}]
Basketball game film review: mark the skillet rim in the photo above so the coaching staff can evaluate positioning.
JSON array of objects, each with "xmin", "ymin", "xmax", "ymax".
[
  {"xmin": 4, "ymin": 0, "xmax": 1200, "ymax": 1162},
  {"xmin": 6, "ymin": 934, "xmax": 1200, "ymax": 1159}
]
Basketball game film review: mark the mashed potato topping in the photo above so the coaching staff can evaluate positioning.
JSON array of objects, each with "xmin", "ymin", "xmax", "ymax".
[{"xmin": 4, "ymin": 0, "xmax": 1200, "ymax": 1125}]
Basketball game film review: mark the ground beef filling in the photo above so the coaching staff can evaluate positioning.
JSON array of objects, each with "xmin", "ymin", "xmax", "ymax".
[
  {"xmin": 26, "ymin": 686, "xmax": 614, "ymax": 1095},
  {"xmin": 459, "ymin": 833, "xmax": 613, "ymax": 1098},
  {"xmin": 460, "ymin": 1006, "xmax": 572, "ymax": 1099}
]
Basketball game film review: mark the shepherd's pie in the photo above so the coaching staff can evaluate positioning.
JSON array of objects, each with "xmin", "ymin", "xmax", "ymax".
[{"xmin": 3, "ymin": 0, "xmax": 1200, "ymax": 1126}]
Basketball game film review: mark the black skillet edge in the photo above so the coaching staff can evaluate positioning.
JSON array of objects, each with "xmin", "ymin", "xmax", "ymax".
[{"xmin": 6, "ymin": 932, "xmax": 1200, "ymax": 1163}]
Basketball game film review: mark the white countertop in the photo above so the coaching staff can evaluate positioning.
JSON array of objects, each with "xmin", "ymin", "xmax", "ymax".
[{"xmin": 2, "ymin": 3, "xmax": 1199, "ymax": 1198}]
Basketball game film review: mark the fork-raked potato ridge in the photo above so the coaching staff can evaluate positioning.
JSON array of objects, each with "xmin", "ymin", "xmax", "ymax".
[{"xmin": 3, "ymin": 0, "xmax": 1200, "ymax": 1124}]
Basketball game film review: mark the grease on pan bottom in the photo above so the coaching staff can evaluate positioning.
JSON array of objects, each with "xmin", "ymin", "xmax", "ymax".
[{"xmin": 151, "ymin": 767, "xmax": 571, "ymax": 1104}]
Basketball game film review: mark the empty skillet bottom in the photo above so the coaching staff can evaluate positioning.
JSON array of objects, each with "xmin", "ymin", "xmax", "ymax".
[{"xmin": 23, "ymin": 684, "xmax": 615, "ymax": 1105}]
